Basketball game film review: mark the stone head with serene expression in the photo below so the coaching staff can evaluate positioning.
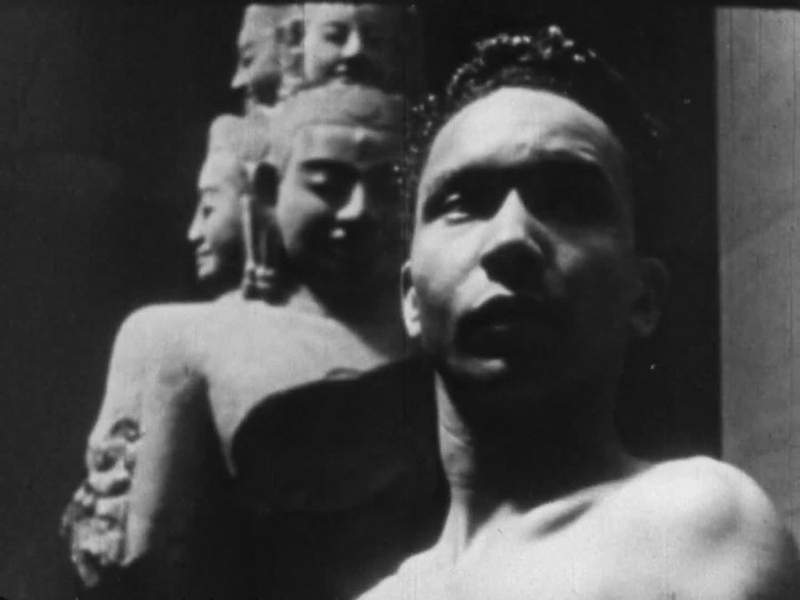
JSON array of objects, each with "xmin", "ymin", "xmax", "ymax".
[{"xmin": 187, "ymin": 114, "xmax": 269, "ymax": 294}]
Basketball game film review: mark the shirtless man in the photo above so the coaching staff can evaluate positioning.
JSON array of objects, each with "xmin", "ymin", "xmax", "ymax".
[
  {"xmin": 63, "ymin": 84, "xmax": 420, "ymax": 598},
  {"xmin": 231, "ymin": 2, "xmax": 420, "ymax": 111},
  {"xmin": 361, "ymin": 28, "xmax": 800, "ymax": 599}
]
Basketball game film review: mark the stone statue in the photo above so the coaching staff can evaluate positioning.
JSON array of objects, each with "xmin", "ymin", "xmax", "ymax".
[
  {"xmin": 232, "ymin": 2, "xmax": 423, "ymax": 113},
  {"xmin": 61, "ymin": 84, "xmax": 436, "ymax": 598},
  {"xmin": 61, "ymin": 112, "xmax": 268, "ymax": 589},
  {"xmin": 230, "ymin": 2, "xmax": 424, "ymax": 300},
  {"xmin": 187, "ymin": 114, "xmax": 271, "ymax": 297},
  {"xmin": 231, "ymin": 4, "xmax": 302, "ymax": 110}
]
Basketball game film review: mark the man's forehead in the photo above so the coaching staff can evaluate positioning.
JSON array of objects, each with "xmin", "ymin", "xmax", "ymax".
[
  {"xmin": 237, "ymin": 29, "xmax": 273, "ymax": 50},
  {"xmin": 289, "ymin": 124, "xmax": 403, "ymax": 169},
  {"xmin": 306, "ymin": 3, "xmax": 402, "ymax": 26},
  {"xmin": 421, "ymin": 88, "xmax": 627, "ymax": 197}
]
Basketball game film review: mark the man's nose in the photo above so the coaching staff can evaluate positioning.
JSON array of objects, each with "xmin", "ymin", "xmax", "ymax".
[
  {"xmin": 341, "ymin": 30, "xmax": 365, "ymax": 58},
  {"xmin": 187, "ymin": 211, "xmax": 203, "ymax": 244},
  {"xmin": 480, "ymin": 189, "xmax": 547, "ymax": 286},
  {"xmin": 336, "ymin": 183, "xmax": 367, "ymax": 221},
  {"xmin": 231, "ymin": 66, "xmax": 247, "ymax": 90}
]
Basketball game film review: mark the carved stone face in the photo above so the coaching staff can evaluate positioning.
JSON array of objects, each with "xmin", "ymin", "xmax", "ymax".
[
  {"xmin": 274, "ymin": 122, "xmax": 404, "ymax": 288},
  {"xmin": 300, "ymin": 3, "xmax": 407, "ymax": 91},
  {"xmin": 187, "ymin": 152, "xmax": 247, "ymax": 288},
  {"xmin": 231, "ymin": 4, "xmax": 299, "ymax": 105}
]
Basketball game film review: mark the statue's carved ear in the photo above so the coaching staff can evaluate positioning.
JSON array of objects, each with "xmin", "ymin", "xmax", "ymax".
[
  {"xmin": 277, "ymin": 18, "xmax": 304, "ymax": 49},
  {"xmin": 281, "ymin": 19, "xmax": 306, "ymax": 48},
  {"xmin": 251, "ymin": 163, "xmax": 279, "ymax": 207}
]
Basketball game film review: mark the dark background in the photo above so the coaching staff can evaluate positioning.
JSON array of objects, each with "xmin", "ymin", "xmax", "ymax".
[{"xmin": 0, "ymin": 1, "xmax": 721, "ymax": 596}]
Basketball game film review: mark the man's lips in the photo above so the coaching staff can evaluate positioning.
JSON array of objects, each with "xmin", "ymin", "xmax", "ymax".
[
  {"xmin": 194, "ymin": 249, "xmax": 215, "ymax": 266},
  {"xmin": 459, "ymin": 295, "xmax": 564, "ymax": 357}
]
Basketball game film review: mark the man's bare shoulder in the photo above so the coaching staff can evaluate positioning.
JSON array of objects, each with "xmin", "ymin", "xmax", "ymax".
[
  {"xmin": 603, "ymin": 456, "xmax": 800, "ymax": 598},
  {"xmin": 358, "ymin": 457, "xmax": 799, "ymax": 600},
  {"xmin": 358, "ymin": 547, "xmax": 444, "ymax": 600},
  {"xmin": 614, "ymin": 456, "xmax": 787, "ymax": 538}
]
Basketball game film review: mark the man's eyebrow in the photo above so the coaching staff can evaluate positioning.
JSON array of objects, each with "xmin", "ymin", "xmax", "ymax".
[
  {"xmin": 318, "ymin": 19, "xmax": 347, "ymax": 28},
  {"xmin": 298, "ymin": 159, "xmax": 351, "ymax": 172},
  {"xmin": 419, "ymin": 166, "xmax": 484, "ymax": 201},
  {"xmin": 198, "ymin": 183, "xmax": 227, "ymax": 196},
  {"xmin": 421, "ymin": 155, "xmax": 614, "ymax": 198},
  {"xmin": 535, "ymin": 157, "xmax": 615, "ymax": 185}
]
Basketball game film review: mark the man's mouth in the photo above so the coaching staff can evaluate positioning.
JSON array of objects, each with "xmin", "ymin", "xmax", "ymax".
[
  {"xmin": 194, "ymin": 249, "xmax": 214, "ymax": 265},
  {"xmin": 331, "ymin": 61, "xmax": 380, "ymax": 85},
  {"xmin": 459, "ymin": 295, "xmax": 564, "ymax": 357}
]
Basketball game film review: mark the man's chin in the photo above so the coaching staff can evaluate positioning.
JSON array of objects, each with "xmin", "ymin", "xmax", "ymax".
[
  {"xmin": 442, "ymin": 354, "xmax": 546, "ymax": 388},
  {"xmin": 195, "ymin": 262, "xmax": 219, "ymax": 284}
]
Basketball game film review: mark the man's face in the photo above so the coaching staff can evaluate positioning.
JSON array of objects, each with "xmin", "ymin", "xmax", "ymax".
[
  {"xmin": 303, "ymin": 4, "xmax": 405, "ymax": 90},
  {"xmin": 231, "ymin": 7, "xmax": 288, "ymax": 105},
  {"xmin": 187, "ymin": 154, "xmax": 245, "ymax": 285},
  {"xmin": 405, "ymin": 88, "xmax": 658, "ymax": 398},
  {"xmin": 274, "ymin": 123, "xmax": 404, "ymax": 287}
]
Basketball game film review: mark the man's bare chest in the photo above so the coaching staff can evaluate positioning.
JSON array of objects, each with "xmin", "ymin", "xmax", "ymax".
[{"xmin": 387, "ymin": 507, "xmax": 674, "ymax": 600}]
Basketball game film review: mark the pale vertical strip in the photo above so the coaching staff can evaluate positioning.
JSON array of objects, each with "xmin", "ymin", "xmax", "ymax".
[{"xmin": 719, "ymin": 8, "xmax": 800, "ymax": 538}]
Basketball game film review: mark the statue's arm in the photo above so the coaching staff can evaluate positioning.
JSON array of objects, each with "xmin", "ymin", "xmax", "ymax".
[{"xmin": 60, "ymin": 307, "xmax": 180, "ymax": 588}]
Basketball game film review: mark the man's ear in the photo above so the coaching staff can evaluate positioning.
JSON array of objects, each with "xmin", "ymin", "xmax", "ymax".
[
  {"xmin": 629, "ymin": 257, "xmax": 669, "ymax": 339},
  {"xmin": 401, "ymin": 262, "xmax": 421, "ymax": 339}
]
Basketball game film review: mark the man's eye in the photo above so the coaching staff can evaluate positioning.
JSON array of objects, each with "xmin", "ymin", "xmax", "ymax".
[
  {"xmin": 533, "ymin": 180, "xmax": 614, "ymax": 225},
  {"xmin": 321, "ymin": 24, "xmax": 349, "ymax": 45},
  {"xmin": 305, "ymin": 172, "xmax": 350, "ymax": 199},
  {"xmin": 201, "ymin": 205, "xmax": 214, "ymax": 218},
  {"xmin": 431, "ymin": 189, "xmax": 482, "ymax": 223}
]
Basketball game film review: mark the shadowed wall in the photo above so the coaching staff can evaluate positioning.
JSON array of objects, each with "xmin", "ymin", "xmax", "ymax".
[{"xmin": 718, "ymin": 7, "xmax": 800, "ymax": 539}]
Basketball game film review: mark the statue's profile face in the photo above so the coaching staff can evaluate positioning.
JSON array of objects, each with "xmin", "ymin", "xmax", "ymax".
[
  {"xmin": 187, "ymin": 153, "xmax": 246, "ymax": 287},
  {"xmin": 231, "ymin": 5, "xmax": 295, "ymax": 105},
  {"xmin": 274, "ymin": 122, "xmax": 404, "ymax": 287},
  {"xmin": 302, "ymin": 3, "xmax": 406, "ymax": 91}
]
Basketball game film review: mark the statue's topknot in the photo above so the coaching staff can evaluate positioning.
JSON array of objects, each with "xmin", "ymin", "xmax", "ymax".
[{"xmin": 267, "ymin": 82, "xmax": 406, "ymax": 171}]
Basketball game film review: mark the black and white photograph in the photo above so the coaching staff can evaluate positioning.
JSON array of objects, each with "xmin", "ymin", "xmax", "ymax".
[{"xmin": 0, "ymin": 0, "xmax": 798, "ymax": 598}]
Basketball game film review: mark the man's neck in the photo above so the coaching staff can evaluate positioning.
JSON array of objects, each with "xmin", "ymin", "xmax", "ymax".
[{"xmin": 433, "ymin": 372, "xmax": 637, "ymax": 554}]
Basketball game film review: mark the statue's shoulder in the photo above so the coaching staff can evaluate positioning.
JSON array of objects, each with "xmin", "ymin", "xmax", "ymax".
[
  {"xmin": 110, "ymin": 301, "xmax": 217, "ymax": 364},
  {"xmin": 608, "ymin": 456, "xmax": 799, "ymax": 597}
]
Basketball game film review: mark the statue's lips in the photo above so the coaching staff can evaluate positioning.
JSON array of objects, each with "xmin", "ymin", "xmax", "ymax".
[
  {"xmin": 459, "ymin": 295, "xmax": 564, "ymax": 357},
  {"xmin": 323, "ymin": 230, "xmax": 377, "ymax": 260}
]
